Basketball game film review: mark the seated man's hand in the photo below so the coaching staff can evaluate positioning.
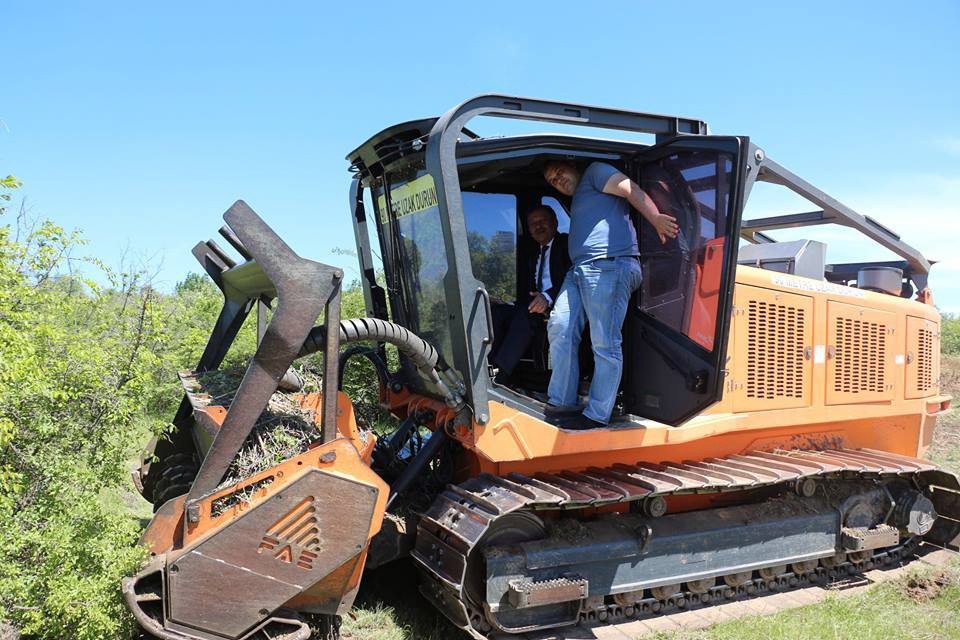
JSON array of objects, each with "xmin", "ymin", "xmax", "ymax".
[{"xmin": 528, "ymin": 292, "xmax": 550, "ymax": 315}]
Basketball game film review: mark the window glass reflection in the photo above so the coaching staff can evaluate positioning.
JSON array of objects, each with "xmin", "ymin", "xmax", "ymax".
[
  {"xmin": 639, "ymin": 151, "xmax": 733, "ymax": 351},
  {"xmin": 462, "ymin": 192, "xmax": 518, "ymax": 303}
]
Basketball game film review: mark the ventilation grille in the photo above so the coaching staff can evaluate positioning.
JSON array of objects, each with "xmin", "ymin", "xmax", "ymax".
[
  {"xmin": 916, "ymin": 328, "xmax": 934, "ymax": 392},
  {"xmin": 834, "ymin": 317, "xmax": 887, "ymax": 393},
  {"xmin": 746, "ymin": 300, "xmax": 806, "ymax": 399}
]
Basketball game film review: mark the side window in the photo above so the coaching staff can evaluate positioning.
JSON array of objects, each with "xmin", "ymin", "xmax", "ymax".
[
  {"xmin": 540, "ymin": 196, "xmax": 570, "ymax": 234},
  {"xmin": 462, "ymin": 192, "xmax": 518, "ymax": 302}
]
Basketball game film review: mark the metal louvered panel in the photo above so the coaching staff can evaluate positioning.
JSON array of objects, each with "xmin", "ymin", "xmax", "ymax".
[
  {"xmin": 732, "ymin": 286, "xmax": 812, "ymax": 412},
  {"xmin": 918, "ymin": 328, "xmax": 933, "ymax": 390},
  {"xmin": 746, "ymin": 300, "xmax": 806, "ymax": 399},
  {"xmin": 826, "ymin": 301, "xmax": 895, "ymax": 405},
  {"xmin": 834, "ymin": 316, "xmax": 886, "ymax": 393},
  {"xmin": 906, "ymin": 315, "xmax": 940, "ymax": 399}
]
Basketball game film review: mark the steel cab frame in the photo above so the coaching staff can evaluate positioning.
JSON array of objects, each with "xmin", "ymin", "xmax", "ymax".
[{"xmin": 345, "ymin": 94, "xmax": 930, "ymax": 429}]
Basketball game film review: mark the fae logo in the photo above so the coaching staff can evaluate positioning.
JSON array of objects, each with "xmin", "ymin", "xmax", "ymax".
[{"xmin": 257, "ymin": 496, "xmax": 323, "ymax": 570}]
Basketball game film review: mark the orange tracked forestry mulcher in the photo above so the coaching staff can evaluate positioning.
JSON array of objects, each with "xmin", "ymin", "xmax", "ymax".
[{"xmin": 125, "ymin": 96, "xmax": 960, "ymax": 640}]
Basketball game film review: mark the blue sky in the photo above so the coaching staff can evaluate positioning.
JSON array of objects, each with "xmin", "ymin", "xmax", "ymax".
[{"xmin": 3, "ymin": 1, "xmax": 959, "ymax": 309}]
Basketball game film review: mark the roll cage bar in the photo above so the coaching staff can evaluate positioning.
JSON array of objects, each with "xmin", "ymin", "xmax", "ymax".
[{"xmin": 740, "ymin": 155, "xmax": 931, "ymax": 289}]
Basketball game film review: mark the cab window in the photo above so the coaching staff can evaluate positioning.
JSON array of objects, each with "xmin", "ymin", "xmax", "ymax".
[{"xmin": 462, "ymin": 192, "xmax": 518, "ymax": 303}]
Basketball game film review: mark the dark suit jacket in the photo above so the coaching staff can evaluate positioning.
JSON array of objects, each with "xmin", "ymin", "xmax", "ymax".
[{"xmin": 519, "ymin": 233, "xmax": 571, "ymax": 309}]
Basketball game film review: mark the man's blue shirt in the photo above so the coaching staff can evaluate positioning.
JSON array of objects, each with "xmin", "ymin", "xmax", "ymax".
[{"xmin": 569, "ymin": 162, "xmax": 640, "ymax": 265}]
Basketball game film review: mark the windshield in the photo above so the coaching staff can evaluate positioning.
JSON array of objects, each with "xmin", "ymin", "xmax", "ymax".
[{"xmin": 375, "ymin": 164, "xmax": 453, "ymax": 365}]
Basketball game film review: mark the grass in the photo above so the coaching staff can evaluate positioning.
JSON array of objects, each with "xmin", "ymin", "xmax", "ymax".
[
  {"xmin": 342, "ymin": 355, "xmax": 960, "ymax": 640},
  {"xmin": 342, "ymin": 561, "xmax": 461, "ymax": 640},
  {"xmin": 658, "ymin": 561, "xmax": 960, "ymax": 640}
]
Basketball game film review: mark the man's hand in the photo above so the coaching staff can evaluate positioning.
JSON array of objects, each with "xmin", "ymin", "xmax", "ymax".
[
  {"xmin": 528, "ymin": 292, "xmax": 550, "ymax": 314},
  {"xmin": 649, "ymin": 211, "xmax": 679, "ymax": 244},
  {"xmin": 604, "ymin": 172, "xmax": 680, "ymax": 244}
]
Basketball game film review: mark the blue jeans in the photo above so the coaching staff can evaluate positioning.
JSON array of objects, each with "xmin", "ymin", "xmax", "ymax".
[{"xmin": 547, "ymin": 257, "xmax": 643, "ymax": 423}]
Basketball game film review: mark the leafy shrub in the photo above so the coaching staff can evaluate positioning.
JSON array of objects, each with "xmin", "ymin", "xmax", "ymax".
[
  {"xmin": 0, "ymin": 206, "xmax": 162, "ymax": 638},
  {"xmin": 0, "ymin": 179, "xmax": 387, "ymax": 638},
  {"xmin": 332, "ymin": 280, "xmax": 395, "ymax": 428},
  {"xmin": 942, "ymin": 314, "xmax": 960, "ymax": 356}
]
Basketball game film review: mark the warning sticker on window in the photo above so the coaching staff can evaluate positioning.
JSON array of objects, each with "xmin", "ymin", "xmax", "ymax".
[{"xmin": 378, "ymin": 174, "xmax": 439, "ymax": 223}]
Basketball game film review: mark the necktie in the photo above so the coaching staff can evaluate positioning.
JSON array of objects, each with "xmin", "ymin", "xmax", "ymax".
[{"xmin": 536, "ymin": 244, "xmax": 548, "ymax": 292}]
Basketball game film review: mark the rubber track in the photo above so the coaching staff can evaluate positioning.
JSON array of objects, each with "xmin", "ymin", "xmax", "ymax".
[{"xmin": 411, "ymin": 447, "xmax": 954, "ymax": 639}]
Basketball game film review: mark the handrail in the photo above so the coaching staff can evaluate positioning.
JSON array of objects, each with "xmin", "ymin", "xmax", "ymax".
[{"xmin": 754, "ymin": 157, "xmax": 931, "ymax": 283}]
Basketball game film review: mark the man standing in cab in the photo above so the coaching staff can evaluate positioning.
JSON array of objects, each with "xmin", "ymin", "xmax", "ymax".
[{"xmin": 542, "ymin": 160, "xmax": 678, "ymax": 429}]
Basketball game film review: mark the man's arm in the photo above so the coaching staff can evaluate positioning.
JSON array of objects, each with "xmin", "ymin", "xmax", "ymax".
[{"xmin": 603, "ymin": 172, "xmax": 679, "ymax": 244}]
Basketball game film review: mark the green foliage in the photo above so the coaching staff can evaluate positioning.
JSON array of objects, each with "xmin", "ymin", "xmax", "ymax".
[
  {"xmin": 941, "ymin": 314, "xmax": 960, "ymax": 355},
  {"xmin": 467, "ymin": 230, "xmax": 515, "ymax": 302},
  {"xmin": 147, "ymin": 271, "xmax": 258, "ymax": 415},
  {"xmin": 0, "ymin": 182, "xmax": 380, "ymax": 637},
  {"xmin": 0, "ymin": 210, "xmax": 168, "ymax": 638},
  {"xmin": 0, "ymin": 175, "xmax": 21, "ymax": 216}
]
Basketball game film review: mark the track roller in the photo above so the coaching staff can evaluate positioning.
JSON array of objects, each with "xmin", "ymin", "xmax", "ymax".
[
  {"xmin": 685, "ymin": 578, "xmax": 716, "ymax": 594},
  {"xmin": 612, "ymin": 590, "xmax": 644, "ymax": 606},
  {"xmin": 723, "ymin": 571, "xmax": 752, "ymax": 587},
  {"xmin": 791, "ymin": 560, "xmax": 819, "ymax": 574},
  {"xmin": 758, "ymin": 565, "xmax": 787, "ymax": 580},
  {"xmin": 650, "ymin": 584, "xmax": 680, "ymax": 600}
]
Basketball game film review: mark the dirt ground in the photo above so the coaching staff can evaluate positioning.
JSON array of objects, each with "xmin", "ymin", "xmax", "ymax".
[{"xmin": 902, "ymin": 569, "xmax": 955, "ymax": 604}]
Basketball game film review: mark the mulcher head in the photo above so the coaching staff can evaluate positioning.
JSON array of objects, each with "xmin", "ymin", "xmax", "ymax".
[{"xmin": 124, "ymin": 202, "xmax": 387, "ymax": 639}]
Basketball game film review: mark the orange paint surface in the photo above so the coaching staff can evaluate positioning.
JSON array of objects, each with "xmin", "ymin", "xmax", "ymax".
[{"xmin": 383, "ymin": 265, "xmax": 947, "ymax": 479}]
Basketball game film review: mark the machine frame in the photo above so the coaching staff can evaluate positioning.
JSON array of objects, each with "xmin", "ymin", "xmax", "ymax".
[{"xmin": 127, "ymin": 95, "xmax": 957, "ymax": 640}]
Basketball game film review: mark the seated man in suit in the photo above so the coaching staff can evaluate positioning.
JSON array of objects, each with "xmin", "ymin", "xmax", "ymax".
[{"xmin": 490, "ymin": 204, "xmax": 571, "ymax": 385}]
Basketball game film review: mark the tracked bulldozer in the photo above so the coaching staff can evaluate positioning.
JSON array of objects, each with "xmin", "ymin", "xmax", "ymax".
[{"xmin": 125, "ymin": 96, "xmax": 960, "ymax": 640}]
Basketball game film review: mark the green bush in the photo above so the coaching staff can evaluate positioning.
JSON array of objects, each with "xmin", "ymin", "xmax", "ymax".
[
  {"xmin": 0, "ymin": 207, "xmax": 165, "ymax": 638},
  {"xmin": 942, "ymin": 314, "xmax": 960, "ymax": 356},
  {"xmin": 144, "ymin": 271, "xmax": 259, "ymax": 416},
  {"xmin": 0, "ymin": 179, "xmax": 386, "ymax": 638}
]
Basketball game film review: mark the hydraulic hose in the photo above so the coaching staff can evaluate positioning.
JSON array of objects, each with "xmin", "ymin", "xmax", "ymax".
[{"xmin": 298, "ymin": 318, "xmax": 462, "ymax": 406}]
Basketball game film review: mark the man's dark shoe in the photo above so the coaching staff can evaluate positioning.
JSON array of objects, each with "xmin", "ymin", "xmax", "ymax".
[
  {"xmin": 529, "ymin": 390, "xmax": 550, "ymax": 403},
  {"xmin": 558, "ymin": 413, "xmax": 606, "ymax": 431},
  {"xmin": 543, "ymin": 403, "xmax": 582, "ymax": 417}
]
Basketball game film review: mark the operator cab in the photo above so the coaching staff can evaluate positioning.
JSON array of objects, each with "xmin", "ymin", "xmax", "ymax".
[
  {"xmin": 347, "ymin": 97, "xmax": 751, "ymax": 426},
  {"xmin": 455, "ymin": 145, "xmax": 740, "ymax": 416}
]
